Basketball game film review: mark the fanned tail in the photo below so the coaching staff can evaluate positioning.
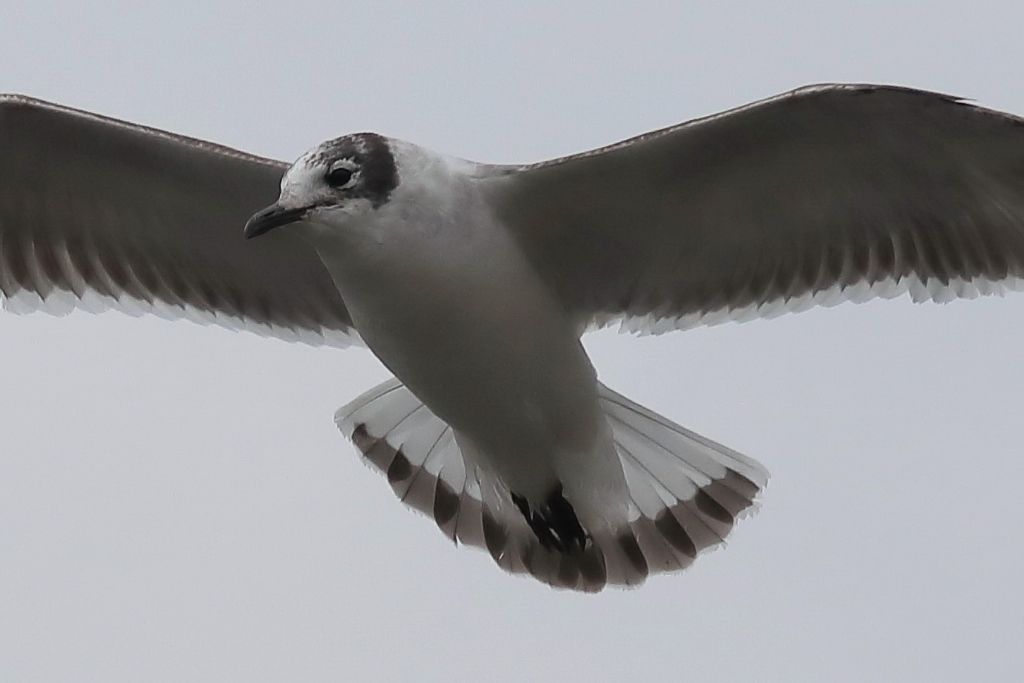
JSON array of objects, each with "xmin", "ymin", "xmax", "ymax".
[
  {"xmin": 598, "ymin": 383, "xmax": 768, "ymax": 578},
  {"xmin": 335, "ymin": 377, "xmax": 768, "ymax": 592}
]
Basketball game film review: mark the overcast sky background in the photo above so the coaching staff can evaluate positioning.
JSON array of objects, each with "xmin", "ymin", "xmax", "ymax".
[{"xmin": 3, "ymin": 2, "xmax": 1024, "ymax": 681}]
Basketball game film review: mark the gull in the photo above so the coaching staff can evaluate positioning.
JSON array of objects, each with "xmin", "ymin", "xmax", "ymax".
[{"xmin": 3, "ymin": 84, "xmax": 1024, "ymax": 592}]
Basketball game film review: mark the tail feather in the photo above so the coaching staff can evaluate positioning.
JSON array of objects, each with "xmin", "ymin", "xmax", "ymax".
[
  {"xmin": 335, "ymin": 377, "xmax": 768, "ymax": 591},
  {"xmin": 601, "ymin": 383, "xmax": 768, "ymax": 580}
]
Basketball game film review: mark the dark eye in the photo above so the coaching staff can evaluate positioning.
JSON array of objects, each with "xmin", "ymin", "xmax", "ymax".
[{"xmin": 326, "ymin": 166, "xmax": 354, "ymax": 188}]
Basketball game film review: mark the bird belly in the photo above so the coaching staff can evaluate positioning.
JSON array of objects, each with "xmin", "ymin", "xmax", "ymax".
[{"xmin": 317, "ymin": 224, "xmax": 610, "ymax": 499}]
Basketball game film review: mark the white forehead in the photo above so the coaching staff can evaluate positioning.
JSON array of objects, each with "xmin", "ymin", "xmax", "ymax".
[
  {"xmin": 279, "ymin": 134, "xmax": 381, "ymax": 193},
  {"xmin": 276, "ymin": 135, "xmax": 466, "ymax": 210},
  {"xmin": 277, "ymin": 146, "xmax": 333, "ymax": 207},
  {"xmin": 281, "ymin": 147, "xmax": 325, "ymax": 191}
]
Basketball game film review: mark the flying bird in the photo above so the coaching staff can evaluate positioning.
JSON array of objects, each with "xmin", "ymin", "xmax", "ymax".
[{"xmin": 3, "ymin": 84, "xmax": 1024, "ymax": 591}]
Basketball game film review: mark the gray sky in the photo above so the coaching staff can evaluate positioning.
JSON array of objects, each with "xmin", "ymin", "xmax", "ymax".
[{"xmin": 3, "ymin": 2, "xmax": 1024, "ymax": 681}]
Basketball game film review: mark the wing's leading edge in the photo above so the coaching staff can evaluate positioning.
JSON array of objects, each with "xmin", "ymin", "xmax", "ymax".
[
  {"xmin": 0, "ymin": 95, "xmax": 357, "ymax": 346},
  {"xmin": 489, "ymin": 84, "xmax": 1024, "ymax": 334}
]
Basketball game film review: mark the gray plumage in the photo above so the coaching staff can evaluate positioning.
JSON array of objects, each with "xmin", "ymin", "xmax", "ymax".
[{"xmin": 3, "ymin": 84, "xmax": 1024, "ymax": 591}]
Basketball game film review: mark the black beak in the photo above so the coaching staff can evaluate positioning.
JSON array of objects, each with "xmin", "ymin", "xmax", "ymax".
[{"xmin": 243, "ymin": 203, "xmax": 308, "ymax": 239}]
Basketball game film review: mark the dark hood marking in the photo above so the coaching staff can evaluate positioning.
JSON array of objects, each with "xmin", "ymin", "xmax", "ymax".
[{"xmin": 312, "ymin": 133, "xmax": 399, "ymax": 208}]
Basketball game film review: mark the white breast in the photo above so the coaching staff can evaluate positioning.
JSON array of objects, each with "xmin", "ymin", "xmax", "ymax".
[{"xmin": 309, "ymin": 141, "xmax": 608, "ymax": 494}]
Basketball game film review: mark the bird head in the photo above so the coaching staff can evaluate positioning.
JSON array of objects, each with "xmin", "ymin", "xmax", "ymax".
[{"xmin": 244, "ymin": 132, "xmax": 399, "ymax": 239}]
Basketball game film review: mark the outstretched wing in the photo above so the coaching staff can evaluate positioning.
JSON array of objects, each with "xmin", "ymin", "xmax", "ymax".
[
  {"xmin": 487, "ymin": 84, "xmax": 1024, "ymax": 333},
  {"xmin": 0, "ymin": 95, "xmax": 357, "ymax": 345}
]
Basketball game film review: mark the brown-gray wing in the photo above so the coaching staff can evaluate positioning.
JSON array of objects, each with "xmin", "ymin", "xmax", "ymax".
[
  {"xmin": 0, "ymin": 95, "xmax": 357, "ymax": 345},
  {"xmin": 487, "ymin": 84, "xmax": 1024, "ymax": 333}
]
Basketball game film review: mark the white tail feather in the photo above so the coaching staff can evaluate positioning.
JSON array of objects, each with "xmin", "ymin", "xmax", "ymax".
[{"xmin": 335, "ymin": 377, "xmax": 769, "ymax": 591}]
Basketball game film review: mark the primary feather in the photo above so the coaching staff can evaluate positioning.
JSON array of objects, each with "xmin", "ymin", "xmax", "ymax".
[
  {"xmin": 488, "ymin": 84, "xmax": 1024, "ymax": 334},
  {"xmin": 4, "ymin": 83, "xmax": 1023, "ymax": 591},
  {"xmin": 0, "ymin": 94, "xmax": 356, "ymax": 345}
]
